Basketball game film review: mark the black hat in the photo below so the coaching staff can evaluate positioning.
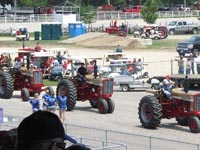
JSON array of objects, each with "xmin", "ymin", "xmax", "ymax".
[{"xmin": 17, "ymin": 111, "xmax": 77, "ymax": 150}]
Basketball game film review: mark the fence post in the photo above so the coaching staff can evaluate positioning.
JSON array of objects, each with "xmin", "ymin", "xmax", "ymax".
[
  {"xmin": 149, "ymin": 136, "xmax": 152, "ymax": 150},
  {"xmin": 105, "ymin": 130, "xmax": 108, "ymax": 148},
  {"xmin": 171, "ymin": 59, "xmax": 173, "ymax": 75}
]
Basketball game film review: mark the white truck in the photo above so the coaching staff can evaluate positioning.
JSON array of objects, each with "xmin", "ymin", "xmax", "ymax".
[{"xmin": 167, "ymin": 21, "xmax": 199, "ymax": 35}]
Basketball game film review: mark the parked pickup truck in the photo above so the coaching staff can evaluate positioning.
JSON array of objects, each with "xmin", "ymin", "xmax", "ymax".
[
  {"xmin": 176, "ymin": 35, "xmax": 200, "ymax": 57},
  {"xmin": 167, "ymin": 21, "xmax": 199, "ymax": 35}
]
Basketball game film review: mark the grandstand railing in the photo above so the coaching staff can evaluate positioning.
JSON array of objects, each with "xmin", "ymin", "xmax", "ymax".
[{"xmin": 0, "ymin": 115, "xmax": 200, "ymax": 150}]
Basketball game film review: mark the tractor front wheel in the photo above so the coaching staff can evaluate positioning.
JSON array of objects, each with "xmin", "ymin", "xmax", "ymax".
[
  {"xmin": 188, "ymin": 116, "xmax": 200, "ymax": 133},
  {"xmin": 21, "ymin": 88, "xmax": 30, "ymax": 101},
  {"xmin": 107, "ymin": 99, "xmax": 115, "ymax": 113},
  {"xmin": 97, "ymin": 99, "xmax": 108, "ymax": 114},
  {"xmin": 138, "ymin": 95, "xmax": 162, "ymax": 129}
]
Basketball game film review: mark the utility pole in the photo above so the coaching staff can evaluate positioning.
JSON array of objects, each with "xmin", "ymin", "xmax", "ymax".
[{"xmin": 14, "ymin": 0, "xmax": 16, "ymax": 16}]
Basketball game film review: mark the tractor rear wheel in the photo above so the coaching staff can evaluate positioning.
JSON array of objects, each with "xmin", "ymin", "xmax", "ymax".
[
  {"xmin": 176, "ymin": 117, "xmax": 188, "ymax": 126},
  {"xmin": 0, "ymin": 72, "xmax": 14, "ymax": 99},
  {"xmin": 56, "ymin": 79, "xmax": 77, "ymax": 111},
  {"xmin": 188, "ymin": 116, "xmax": 200, "ymax": 133},
  {"xmin": 138, "ymin": 95, "xmax": 162, "ymax": 129},
  {"xmin": 21, "ymin": 88, "xmax": 30, "ymax": 101},
  {"xmin": 97, "ymin": 99, "xmax": 108, "ymax": 114},
  {"xmin": 107, "ymin": 99, "xmax": 115, "ymax": 113}
]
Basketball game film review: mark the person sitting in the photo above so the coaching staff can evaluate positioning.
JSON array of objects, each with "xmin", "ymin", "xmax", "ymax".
[
  {"xmin": 34, "ymin": 42, "xmax": 42, "ymax": 52},
  {"xmin": 17, "ymin": 111, "xmax": 77, "ymax": 150},
  {"xmin": 162, "ymin": 75, "xmax": 175, "ymax": 100},
  {"xmin": 77, "ymin": 62, "xmax": 87, "ymax": 84},
  {"xmin": 115, "ymin": 45, "xmax": 123, "ymax": 53}
]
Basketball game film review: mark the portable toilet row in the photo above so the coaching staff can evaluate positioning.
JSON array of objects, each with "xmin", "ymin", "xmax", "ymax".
[
  {"xmin": 68, "ymin": 23, "xmax": 86, "ymax": 38},
  {"xmin": 41, "ymin": 22, "xmax": 62, "ymax": 40}
]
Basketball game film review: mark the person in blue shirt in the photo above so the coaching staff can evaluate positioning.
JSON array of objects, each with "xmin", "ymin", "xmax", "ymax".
[
  {"xmin": 29, "ymin": 93, "xmax": 41, "ymax": 112},
  {"xmin": 115, "ymin": 45, "xmax": 123, "ymax": 53},
  {"xmin": 57, "ymin": 91, "xmax": 67, "ymax": 124},
  {"xmin": 42, "ymin": 89, "xmax": 50, "ymax": 111},
  {"xmin": 47, "ymin": 92, "xmax": 57, "ymax": 113}
]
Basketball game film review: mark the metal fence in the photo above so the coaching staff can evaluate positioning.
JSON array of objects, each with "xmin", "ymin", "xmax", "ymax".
[
  {"xmin": 96, "ymin": 10, "xmax": 200, "ymax": 20},
  {"xmin": 0, "ymin": 115, "xmax": 200, "ymax": 150},
  {"xmin": 0, "ymin": 10, "xmax": 199, "ymax": 23}
]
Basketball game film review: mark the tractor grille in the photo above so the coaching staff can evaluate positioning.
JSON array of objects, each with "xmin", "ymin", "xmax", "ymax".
[
  {"xmin": 103, "ymin": 79, "xmax": 113, "ymax": 95},
  {"xmin": 195, "ymin": 96, "xmax": 200, "ymax": 111},
  {"xmin": 33, "ymin": 71, "xmax": 42, "ymax": 84}
]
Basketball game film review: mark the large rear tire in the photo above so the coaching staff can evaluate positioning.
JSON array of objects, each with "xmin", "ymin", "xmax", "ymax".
[
  {"xmin": 0, "ymin": 71, "xmax": 14, "ymax": 99},
  {"xmin": 56, "ymin": 79, "xmax": 77, "ymax": 111},
  {"xmin": 138, "ymin": 95, "xmax": 162, "ymax": 129},
  {"xmin": 188, "ymin": 116, "xmax": 200, "ymax": 133}
]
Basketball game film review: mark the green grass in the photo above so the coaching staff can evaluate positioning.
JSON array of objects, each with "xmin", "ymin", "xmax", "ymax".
[
  {"xmin": 146, "ymin": 38, "xmax": 186, "ymax": 49},
  {"xmin": 43, "ymin": 79, "xmax": 58, "ymax": 86}
]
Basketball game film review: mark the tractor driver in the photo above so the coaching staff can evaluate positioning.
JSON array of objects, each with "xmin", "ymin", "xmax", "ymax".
[
  {"xmin": 162, "ymin": 75, "xmax": 175, "ymax": 100},
  {"xmin": 77, "ymin": 62, "xmax": 87, "ymax": 84}
]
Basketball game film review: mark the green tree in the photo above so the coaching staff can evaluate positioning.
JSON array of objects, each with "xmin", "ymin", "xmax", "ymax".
[
  {"xmin": 141, "ymin": 0, "xmax": 158, "ymax": 24},
  {"xmin": 80, "ymin": 5, "xmax": 95, "ymax": 25}
]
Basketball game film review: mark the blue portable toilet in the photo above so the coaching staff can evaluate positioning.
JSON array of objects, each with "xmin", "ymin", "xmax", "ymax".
[{"xmin": 68, "ymin": 23, "xmax": 86, "ymax": 38}]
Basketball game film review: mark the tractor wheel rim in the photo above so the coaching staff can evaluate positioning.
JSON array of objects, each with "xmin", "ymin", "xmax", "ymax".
[
  {"xmin": 98, "ymin": 101, "xmax": 104, "ymax": 112},
  {"xmin": 190, "ymin": 120, "xmax": 197, "ymax": 131},
  {"xmin": 141, "ymin": 103, "xmax": 151, "ymax": 122}
]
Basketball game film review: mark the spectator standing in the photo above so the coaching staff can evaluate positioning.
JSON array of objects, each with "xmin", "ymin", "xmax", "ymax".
[
  {"xmin": 186, "ymin": 57, "xmax": 192, "ymax": 74},
  {"xmin": 175, "ymin": 56, "xmax": 184, "ymax": 74},
  {"xmin": 57, "ymin": 51, "xmax": 63, "ymax": 64},
  {"xmin": 29, "ymin": 93, "xmax": 41, "ymax": 112},
  {"xmin": 57, "ymin": 91, "xmax": 67, "ymax": 124},
  {"xmin": 42, "ymin": 89, "xmax": 50, "ymax": 111},
  {"xmin": 189, "ymin": 54, "xmax": 195, "ymax": 74},
  {"xmin": 195, "ymin": 52, "xmax": 200, "ymax": 74}
]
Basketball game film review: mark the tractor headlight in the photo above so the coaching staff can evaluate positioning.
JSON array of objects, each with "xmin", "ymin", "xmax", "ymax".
[
  {"xmin": 25, "ymin": 79, "xmax": 28, "ymax": 82},
  {"xmin": 92, "ymin": 88, "xmax": 95, "ymax": 92},
  {"xmin": 188, "ymin": 44, "xmax": 193, "ymax": 49}
]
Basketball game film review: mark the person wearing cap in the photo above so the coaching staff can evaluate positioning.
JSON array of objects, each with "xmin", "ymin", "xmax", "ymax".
[
  {"xmin": 162, "ymin": 75, "xmax": 175, "ymax": 100},
  {"xmin": 57, "ymin": 91, "xmax": 67, "ymax": 124},
  {"xmin": 29, "ymin": 93, "xmax": 41, "ymax": 112},
  {"xmin": 17, "ymin": 111, "xmax": 77, "ymax": 150}
]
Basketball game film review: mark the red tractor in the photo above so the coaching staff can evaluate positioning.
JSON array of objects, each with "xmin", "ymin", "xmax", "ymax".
[
  {"xmin": 0, "ymin": 48, "xmax": 53, "ymax": 101},
  {"xmin": 138, "ymin": 78, "xmax": 200, "ymax": 133},
  {"xmin": 56, "ymin": 57, "xmax": 115, "ymax": 114},
  {"xmin": 105, "ymin": 20, "xmax": 127, "ymax": 37}
]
